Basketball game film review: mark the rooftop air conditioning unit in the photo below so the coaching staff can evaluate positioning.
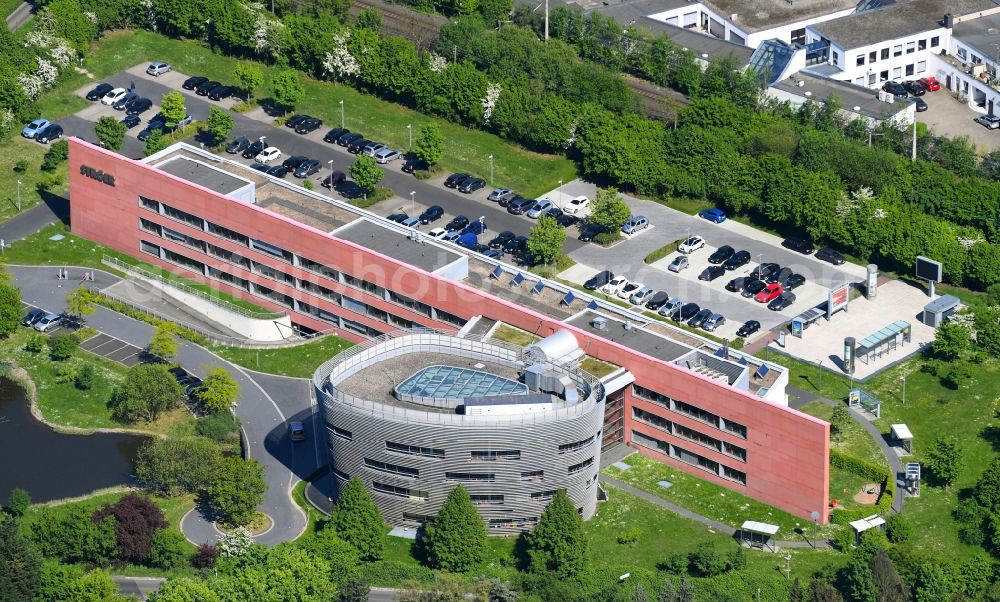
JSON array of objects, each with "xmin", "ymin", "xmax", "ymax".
[
  {"xmin": 592, "ymin": 317, "xmax": 607, "ymax": 330},
  {"xmin": 623, "ymin": 321, "xmax": 633, "ymax": 331}
]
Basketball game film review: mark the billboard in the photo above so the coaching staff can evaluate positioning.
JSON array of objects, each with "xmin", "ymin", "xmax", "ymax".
[
  {"xmin": 827, "ymin": 282, "xmax": 850, "ymax": 319},
  {"xmin": 915, "ymin": 256, "xmax": 942, "ymax": 283}
]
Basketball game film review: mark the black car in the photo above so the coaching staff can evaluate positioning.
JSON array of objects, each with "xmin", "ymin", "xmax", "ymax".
[
  {"xmin": 402, "ymin": 158, "xmax": 428, "ymax": 174},
  {"xmin": 126, "ymin": 97, "xmax": 152, "ymax": 115},
  {"xmin": 676, "ymin": 303, "xmax": 700, "ymax": 322},
  {"xmin": 708, "ymin": 245, "xmax": 735, "ymax": 264},
  {"xmin": 741, "ymin": 279, "xmax": 766, "ymax": 298},
  {"xmin": 321, "ymin": 171, "xmax": 346, "ymax": 189},
  {"xmin": 698, "ymin": 265, "xmax": 725, "ymax": 281},
  {"xmin": 387, "ymin": 213, "xmax": 409, "ymax": 223},
  {"xmin": 444, "ymin": 173, "xmax": 470, "ymax": 188},
  {"xmin": 768, "ymin": 266, "xmax": 793, "ymax": 285},
  {"xmin": 768, "ymin": 292, "xmax": 796, "ymax": 311},
  {"xmin": 722, "ymin": 250, "xmax": 751, "ymax": 270},
  {"xmin": 578, "ymin": 222, "xmax": 604, "ymax": 242},
  {"xmin": 503, "ymin": 235, "xmax": 528, "ymax": 256},
  {"xmin": 282, "ymin": 155, "xmax": 310, "ymax": 170},
  {"xmin": 86, "ymin": 82, "xmax": 113, "ymax": 101},
  {"xmin": 35, "ymin": 124, "xmax": 63, "ymax": 144},
  {"xmin": 816, "ymin": 247, "xmax": 846, "ymax": 265},
  {"xmin": 783, "ymin": 273, "xmax": 806, "ymax": 290},
  {"xmin": 688, "ymin": 308, "xmax": 712, "ymax": 328},
  {"xmin": 445, "ymin": 216, "xmax": 469, "ymax": 231},
  {"xmin": 121, "ymin": 114, "xmax": 141, "ymax": 129},
  {"xmin": 266, "ymin": 165, "xmax": 290, "ymax": 178},
  {"xmin": 736, "ymin": 320, "xmax": 761, "ymax": 337},
  {"xmin": 645, "ymin": 291, "xmax": 670, "ymax": 310},
  {"xmin": 725, "ymin": 277, "xmax": 745, "ymax": 292},
  {"xmin": 195, "ymin": 80, "xmax": 221, "ymax": 95},
  {"xmin": 22, "ymin": 308, "xmax": 46, "ymax": 327},
  {"xmin": 285, "ymin": 114, "xmax": 312, "ymax": 128},
  {"xmin": 489, "ymin": 231, "xmax": 515, "ymax": 249},
  {"xmin": 542, "ymin": 207, "xmax": 563, "ymax": 220},
  {"xmin": 556, "ymin": 213, "xmax": 579, "ymax": 228},
  {"xmin": 337, "ymin": 132, "xmax": 362, "ymax": 147},
  {"xmin": 295, "ymin": 117, "xmax": 323, "ymax": 134},
  {"xmin": 750, "ymin": 263, "xmax": 780, "ymax": 281},
  {"xmin": 136, "ymin": 124, "xmax": 162, "ymax": 142},
  {"xmin": 243, "ymin": 140, "xmax": 266, "ymax": 159},
  {"xmin": 507, "ymin": 197, "xmax": 535, "ymax": 215},
  {"xmin": 482, "ymin": 248, "xmax": 504, "ymax": 260},
  {"xmin": 418, "ymin": 205, "xmax": 444, "ymax": 224},
  {"xmin": 208, "ymin": 85, "xmax": 233, "ymax": 101},
  {"xmin": 783, "ymin": 238, "xmax": 815, "ymax": 254},
  {"xmin": 293, "ymin": 159, "xmax": 321, "ymax": 178},
  {"xmin": 902, "ymin": 80, "xmax": 926, "ymax": 96},
  {"xmin": 183, "ymin": 76, "xmax": 209, "ymax": 90},
  {"xmin": 147, "ymin": 113, "xmax": 167, "ymax": 128},
  {"xmin": 323, "ymin": 128, "xmax": 348, "ymax": 143},
  {"xmin": 249, "ymin": 162, "xmax": 269, "ymax": 172},
  {"xmin": 584, "ymin": 270, "xmax": 614, "ymax": 290},
  {"xmin": 347, "ymin": 138, "xmax": 369, "ymax": 154},
  {"xmin": 226, "ymin": 136, "xmax": 250, "ymax": 154},
  {"xmin": 458, "ymin": 177, "xmax": 486, "ymax": 193},
  {"xmin": 882, "ymin": 81, "xmax": 908, "ymax": 100},
  {"xmin": 113, "ymin": 91, "xmax": 137, "ymax": 111}
]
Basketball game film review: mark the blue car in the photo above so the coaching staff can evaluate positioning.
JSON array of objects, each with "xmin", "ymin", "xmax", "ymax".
[
  {"xmin": 699, "ymin": 208, "xmax": 727, "ymax": 223},
  {"xmin": 22, "ymin": 118, "xmax": 50, "ymax": 139}
]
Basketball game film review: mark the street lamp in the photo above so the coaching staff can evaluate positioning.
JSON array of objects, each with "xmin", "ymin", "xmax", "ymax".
[
  {"xmin": 817, "ymin": 359, "xmax": 823, "ymax": 390},
  {"xmin": 488, "ymin": 155, "xmax": 494, "ymax": 186},
  {"xmin": 810, "ymin": 510, "xmax": 820, "ymax": 549},
  {"xmin": 407, "ymin": 124, "xmax": 412, "ymax": 151},
  {"xmin": 327, "ymin": 160, "xmax": 334, "ymax": 190},
  {"xmin": 409, "ymin": 190, "xmax": 415, "ymax": 214},
  {"xmin": 16, "ymin": 180, "xmax": 22, "ymax": 212},
  {"xmin": 900, "ymin": 373, "xmax": 907, "ymax": 404},
  {"xmin": 339, "ymin": 100, "xmax": 345, "ymax": 129},
  {"xmin": 784, "ymin": 554, "xmax": 791, "ymax": 579},
  {"xmin": 557, "ymin": 179, "xmax": 563, "ymax": 208}
]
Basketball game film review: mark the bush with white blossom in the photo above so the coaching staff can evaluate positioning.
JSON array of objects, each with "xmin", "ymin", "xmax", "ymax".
[
  {"xmin": 482, "ymin": 83, "xmax": 501, "ymax": 124},
  {"xmin": 322, "ymin": 31, "xmax": 359, "ymax": 79},
  {"xmin": 218, "ymin": 526, "xmax": 255, "ymax": 556}
]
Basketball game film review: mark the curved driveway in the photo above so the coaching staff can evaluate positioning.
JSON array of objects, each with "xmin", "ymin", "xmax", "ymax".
[{"xmin": 12, "ymin": 265, "xmax": 318, "ymax": 545}]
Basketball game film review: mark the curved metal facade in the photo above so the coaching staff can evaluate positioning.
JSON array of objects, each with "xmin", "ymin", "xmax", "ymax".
[{"xmin": 314, "ymin": 331, "xmax": 605, "ymax": 534}]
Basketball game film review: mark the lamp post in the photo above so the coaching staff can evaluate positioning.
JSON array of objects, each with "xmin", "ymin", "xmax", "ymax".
[
  {"xmin": 407, "ymin": 124, "xmax": 412, "ymax": 151},
  {"xmin": 16, "ymin": 180, "xmax": 22, "ymax": 212},
  {"xmin": 339, "ymin": 100, "xmax": 344, "ymax": 129},
  {"xmin": 817, "ymin": 359, "xmax": 823, "ymax": 391},
  {"xmin": 327, "ymin": 160, "xmax": 334, "ymax": 190},
  {"xmin": 409, "ymin": 190, "xmax": 415, "ymax": 214},
  {"xmin": 488, "ymin": 154, "xmax": 494, "ymax": 186},
  {"xmin": 901, "ymin": 372, "xmax": 907, "ymax": 404},
  {"xmin": 784, "ymin": 554, "xmax": 792, "ymax": 579},
  {"xmin": 811, "ymin": 510, "xmax": 820, "ymax": 549},
  {"xmin": 557, "ymin": 179, "xmax": 563, "ymax": 208},
  {"xmin": 231, "ymin": 401, "xmax": 238, "ymax": 425}
]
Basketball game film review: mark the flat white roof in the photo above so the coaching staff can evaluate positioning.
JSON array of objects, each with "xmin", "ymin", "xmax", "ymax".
[
  {"xmin": 741, "ymin": 520, "xmax": 780, "ymax": 535},
  {"xmin": 891, "ymin": 424, "xmax": 913, "ymax": 440},
  {"xmin": 849, "ymin": 515, "xmax": 886, "ymax": 532}
]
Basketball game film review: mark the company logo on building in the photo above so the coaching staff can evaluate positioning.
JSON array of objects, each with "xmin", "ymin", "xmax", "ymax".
[{"xmin": 80, "ymin": 165, "xmax": 115, "ymax": 186}]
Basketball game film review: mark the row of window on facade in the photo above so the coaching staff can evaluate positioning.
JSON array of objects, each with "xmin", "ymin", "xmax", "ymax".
[
  {"xmin": 632, "ymin": 384, "xmax": 747, "ymax": 439},
  {"xmin": 632, "ymin": 406, "xmax": 747, "ymax": 463},
  {"xmin": 632, "ymin": 430, "xmax": 747, "ymax": 485},
  {"xmin": 854, "ymin": 36, "xmax": 940, "ymax": 67}
]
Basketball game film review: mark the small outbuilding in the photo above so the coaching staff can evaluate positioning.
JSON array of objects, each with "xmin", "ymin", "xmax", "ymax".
[
  {"xmin": 740, "ymin": 520, "xmax": 780, "ymax": 552},
  {"xmin": 921, "ymin": 295, "xmax": 960, "ymax": 328},
  {"xmin": 890, "ymin": 423, "xmax": 913, "ymax": 455},
  {"xmin": 849, "ymin": 514, "xmax": 886, "ymax": 545}
]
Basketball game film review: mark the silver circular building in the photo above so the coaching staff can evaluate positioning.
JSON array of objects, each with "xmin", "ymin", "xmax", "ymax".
[{"xmin": 313, "ymin": 329, "xmax": 606, "ymax": 534}]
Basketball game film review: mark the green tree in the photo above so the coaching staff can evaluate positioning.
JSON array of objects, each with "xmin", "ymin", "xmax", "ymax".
[
  {"xmin": 424, "ymin": 485, "xmax": 487, "ymax": 571},
  {"xmin": 147, "ymin": 577, "xmax": 220, "ymax": 602},
  {"xmin": 233, "ymin": 63, "xmax": 264, "ymax": 101},
  {"xmin": 349, "ymin": 155, "xmax": 384, "ymax": 195},
  {"xmin": 913, "ymin": 562, "xmax": 952, "ymax": 602},
  {"xmin": 6, "ymin": 488, "xmax": 30, "ymax": 516},
  {"xmin": 932, "ymin": 321, "xmax": 971, "ymax": 360},
  {"xmin": 94, "ymin": 116, "xmax": 127, "ymax": 151},
  {"xmin": 925, "ymin": 435, "xmax": 962, "ymax": 487},
  {"xmin": 657, "ymin": 579, "xmax": 675, "ymax": 602},
  {"xmin": 144, "ymin": 129, "xmax": 170, "ymax": 157},
  {"xmin": 0, "ymin": 517, "xmax": 41, "ymax": 601},
  {"xmin": 271, "ymin": 70, "xmax": 305, "ymax": 114},
  {"xmin": 527, "ymin": 216, "xmax": 566, "ymax": 266},
  {"xmin": 843, "ymin": 551, "xmax": 877, "ymax": 602},
  {"xmin": 64, "ymin": 568, "xmax": 130, "ymax": 602},
  {"xmin": 589, "ymin": 187, "xmax": 632, "ymax": 233},
  {"xmin": 26, "ymin": 504, "xmax": 117, "ymax": 565},
  {"xmin": 149, "ymin": 529, "xmax": 189, "ymax": 570},
  {"xmin": 677, "ymin": 578, "xmax": 694, "ymax": 602},
  {"xmin": 135, "ymin": 436, "xmax": 221, "ymax": 496},
  {"xmin": 195, "ymin": 367, "xmax": 240, "ymax": 413},
  {"xmin": 64, "ymin": 286, "xmax": 96, "ymax": 323},
  {"xmin": 525, "ymin": 490, "xmax": 586, "ymax": 576},
  {"xmin": 331, "ymin": 477, "xmax": 385, "ymax": 561},
  {"xmin": 205, "ymin": 456, "xmax": 266, "ymax": 525},
  {"xmin": 807, "ymin": 580, "xmax": 843, "ymax": 602},
  {"xmin": 205, "ymin": 107, "xmax": 235, "ymax": 145},
  {"xmin": 296, "ymin": 526, "xmax": 360, "ymax": 585},
  {"xmin": 337, "ymin": 578, "xmax": 370, "ymax": 602},
  {"xmin": 633, "ymin": 582, "xmax": 649, "ymax": 602},
  {"xmin": 48, "ymin": 332, "xmax": 79, "ymax": 361},
  {"xmin": 789, "ymin": 578, "xmax": 804, "ymax": 602},
  {"xmin": 478, "ymin": 0, "xmax": 513, "ymax": 24},
  {"xmin": 884, "ymin": 513, "xmax": 912, "ymax": 544},
  {"xmin": 41, "ymin": 139, "xmax": 69, "ymax": 172},
  {"xmin": 0, "ymin": 281, "xmax": 21, "ymax": 338},
  {"xmin": 413, "ymin": 123, "xmax": 444, "ymax": 166},
  {"xmin": 829, "ymin": 405, "xmax": 852, "ymax": 439},
  {"xmin": 36, "ymin": 560, "xmax": 84, "ymax": 602},
  {"xmin": 107, "ymin": 363, "xmax": 184, "ymax": 423},
  {"xmin": 160, "ymin": 91, "xmax": 187, "ymax": 125},
  {"xmin": 75, "ymin": 363, "xmax": 96, "ymax": 390},
  {"xmin": 871, "ymin": 550, "xmax": 908, "ymax": 602},
  {"xmin": 146, "ymin": 326, "xmax": 179, "ymax": 363},
  {"xmin": 356, "ymin": 7, "xmax": 381, "ymax": 30}
]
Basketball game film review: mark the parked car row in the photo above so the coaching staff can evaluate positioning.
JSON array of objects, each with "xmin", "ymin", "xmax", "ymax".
[
  {"xmin": 22, "ymin": 307, "xmax": 63, "ymax": 332},
  {"xmin": 317, "ymin": 126, "xmax": 404, "ymax": 164},
  {"xmin": 181, "ymin": 74, "xmax": 234, "ymax": 101},
  {"xmin": 21, "ymin": 118, "xmax": 63, "ymax": 144}
]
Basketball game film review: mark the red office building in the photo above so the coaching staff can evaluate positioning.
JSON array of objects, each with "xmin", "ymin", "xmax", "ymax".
[{"xmin": 69, "ymin": 139, "xmax": 830, "ymax": 524}]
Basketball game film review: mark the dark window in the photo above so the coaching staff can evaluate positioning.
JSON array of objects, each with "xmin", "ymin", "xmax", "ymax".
[
  {"xmin": 341, "ymin": 295, "xmax": 367, "ymax": 315},
  {"xmin": 471, "ymin": 450, "xmax": 521, "ymax": 462},
  {"xmin": 674, "ymin": 422, "xmax": 721, "ymax": 451},
  {"xmin": 435, "ymin": 309, "xmax": 465, "ymax": 327},
  {"xmin": 632, "ymin": 384, "xmax": 672, "ymax": 407},
  {"xmin": 790, "ymin": 28, "xmax": 805, "ymax": 46},
  {"xmin": 880, "ymin": 48, "xmax": 889, "ymax": 60},
  {"xmin": 856, "ymin": 55, "xmax": 864, "ymax": 67},
  {"xmin": 488, "ymin": 517, "xmax": 537, "ymax": 529},
  {"xmin": 673, "ymin": 444, "xmax": 719, "ymax": 475},
  {"xmin": 558, "ymin": 435, "xmax": 595, "ymax": 454},
  {"xmin": 520, "ymin": 470, "xmax": 544, "ymax": 481},
  {"xmin": 364, "ymin": 458, "xmax": 419, "ymax": 478},
  {"xmin": 905, "ymin": 63, "xmax": 914, "ymax": 76},
  {"xmin": 332, "ymin": 468, "xmax": 350, "ymax": 481},
  {"xmin": 207, "ymin": 267, "xmax": 249, "ymax": 290},
  {"xmin": 254, "ymin": 284, "xmax": 292, "ymax": 308},
  {"xmin": 250, "ymin": 238, "xmax": 292, "ymax": 262},
  {"xmin": 930, "ymin": 36, "xmax": 939, "ymax": 48},
  {"xmin": 723, "ymin": 441, "xmax": 747, "ymax": 462},
  {"xmin": 470, "ymin": 494, "xmax": 504, "ymax": 505},
  {"xmin": 252, "ymin": 261, "xmax": 294, "ymax": 285},
  {"xmin": 402, "ymin": 512, "xmax": 435, "ymax": 523},
  {"xmin": 880, "ymin": 70, "xmax": 889, "ymax": 81},
  {"xmin": 918, "ymin": 39, "xmax": 926, "ymax": 50},
  {"xmin": 445, "ymin": 472, "xmax": 495, "ymax": 482},
  {"xmin": 207, "ymin": 244, "xmax": 250, "ymax": 269},
  {"xmin": 723, "ymin": 465, "xmax": 747, "ymax": 485},
  {"xmin": 389, "ymin": 314, "xmax": 413, "ymax": 329},
  {"xmin": 139, "ymin": 195, "xmax": 160, "ymax": 211},
  {"xmin": 140, "ymin": 240, "xmax": 161, "ymax": 257},
  {"xmin": 673, "ymin": 399, "xmax": 719, "ymax": 427},
  {"xmin": 139, "ymin": 218, "xmax": 162, "ymax": 236},
  {"xmin": 300, "ymin": 279, "xmax": 337, "ymax": 301},
  {"xmin": 207, "ymin": 221, "xmax": 250, "ymax": 246},
  {"xmin": 868, "ymin": 50, "xmax": 876, "ymax": 63},
  {"xmin": 162, "ymin": 248, "xmax": 204, "ymax": 273},
  {"xmin": 389, "ymin": 291, "xmax": 432, "ymax": 316},
  {"xmin": 632, "ymin": 429, "xmax": 669, "ymax": 454},
  {"xmin": 299, "ymin": 256, "xmax": 340, "ymax": 280},
  {"xmin": 161, "ymin": 204, "xmax": 204, "ymax": 230},
  {"xmin": 567, "ymin": 457, "xmax": 594, "ymax": 475},
  {"xmin": 329, "ymin": 426, "xmax": 352, "ymax": 440},
  {"xmin": 372, "ymin": 482, "xmax": 428, "ymax": 500},
  {"xmin": 633, "ymin": 407, "xmax": 671, "ymax": 430},
  {"xmin": 386, "ymin": 441, "xmax": 445, "ymax": 458},
  {"xmin": 530, "ymin": 490, "xmax": 558, "ymax": 501},
  {"xmin": 722, "ymin": 418, "xmax": 747, "ymax": 439}
]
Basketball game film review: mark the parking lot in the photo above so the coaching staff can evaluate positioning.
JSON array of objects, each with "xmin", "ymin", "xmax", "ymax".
[
  {"xmin": 917, "ymin": 87, "xmax": 1000, "ymax": 151},
  {"xmin": 20, "ymin": 302, "xmax": 144, "ymax": 366}
]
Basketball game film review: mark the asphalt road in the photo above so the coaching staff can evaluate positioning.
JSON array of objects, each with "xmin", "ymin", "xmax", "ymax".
[
  {"xmin": 113, "ymin": 576, "xmax": 165, "ymax": 601},
  {"xmin": 66, "ymin": 67, "xmax": 584, "ymax": 252},
  {"xmin": 5, "ymin": 1, "xmax": 32, "ymax": 31},
  {"xmin": 0, "ymin": 195, "xmax": 68, "ymax": 245}
]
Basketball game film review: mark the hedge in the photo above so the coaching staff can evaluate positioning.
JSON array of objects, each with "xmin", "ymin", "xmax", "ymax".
[
  {"xmin": 829, "ymin": 450, "xmax": 895, "ymax": 524},
  {"xmin": 644, "ymin": 239, "xmax": 683, "ymax": 264}
]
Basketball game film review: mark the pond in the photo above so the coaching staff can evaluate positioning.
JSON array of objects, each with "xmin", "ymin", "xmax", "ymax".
[{"xmin": 0, "ymin": 377, "xmax": 149, "ymax": 503}]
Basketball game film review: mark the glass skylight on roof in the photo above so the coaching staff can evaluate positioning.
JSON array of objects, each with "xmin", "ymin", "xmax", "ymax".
[{"xmin": 395, "ymin": 365, "xmax": 526, "ymax": 399}]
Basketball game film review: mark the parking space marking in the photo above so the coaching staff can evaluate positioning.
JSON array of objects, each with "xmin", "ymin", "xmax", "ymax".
[{"xmin": 118, "ymin": 352, "xmax": 144, "ymax": 367}]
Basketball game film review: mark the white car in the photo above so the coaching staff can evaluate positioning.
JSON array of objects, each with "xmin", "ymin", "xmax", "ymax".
[
  {"xmin": 678, "ymin": 236, "xmax": 705, "ymax": 254},
  {"xmin": 101, "ymin": 87, "xmax": 128, "ymax": 106},
  {"xmin": 255, "ymin": 147, "xmax": 281, "ymax": 163},
  {"xmin": 602, "ymin": 276, "xmax": 629, "ymax": 296},
  {"xmin": 564, "ymin": 196, "xmax": 590, "ymax": 214},
  {"xmin": 617, "ymin": 281, "xmax": 643, "ymax": 300},
  {"xmin": 428, "ymin": 227, "xmax": 447, "ymax": 239}
]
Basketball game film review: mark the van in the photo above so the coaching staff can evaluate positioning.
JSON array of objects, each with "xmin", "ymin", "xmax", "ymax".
[{"xmin": 289, "ymin": 421, "xmax": 305, "ymax": 441}]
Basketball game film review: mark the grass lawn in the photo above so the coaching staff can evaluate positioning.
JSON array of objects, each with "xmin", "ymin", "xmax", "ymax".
[
  {"xmin": 798, "ymin": 402, "xmax": 887, "ymax": 468},
  {"xmin": 661, "ymin": 196, "xmax": 713, "ymax": 216},
  {"xmin": 291, "ymin": 479, "xmax": 328, "ymax": 535},
  {"xmin": 828, "ymin": 466, "xmax": 877, "ymax": 511},
  {"xmin": 3, "ymin": 327, "xmax": 193, "ymax": 436},
  {"xmin": 579, "ymin": 356, "xmax": 618, "ymax": 378},
  {"xmin": 0, "ymin": 139, "xmax": 56, "ymax": 222},
  {"xmin": 488, "ymin": 323, "xmax": 539, "ymax": 347},
  {"xmin": 760, "ymin": 350, "xmax": 854, "ymax": 403},
  {"xmin": 208, "ymin": 334, "xmax": 353, "ymax": 378},
  {"xmin": 604, "ymin": 454, "xmax": 838, "ymax": 540}
]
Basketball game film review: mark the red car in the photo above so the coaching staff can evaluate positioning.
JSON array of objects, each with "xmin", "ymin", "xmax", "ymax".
[
  {"xmin": 755, "ymin": 282, "xmax": 784, "ymax": 303},
  {"xmin": 918, "ymin": 76, "xmax": 940, "ymax": 92}
]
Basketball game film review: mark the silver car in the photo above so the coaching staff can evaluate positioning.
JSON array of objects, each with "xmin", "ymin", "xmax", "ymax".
[
  {"xmin": 668, "ymin": 255, "xmax": 689, "ymax": 272},
  {"xmin": 702, "ymin": 313, "xmax": 726, "ymax": 332},
  {"xmin": 34, "ymin": 312, "xmax": 62, "ymax": 332},
  {"xmin": 146, "ymin": 61, "xmax": 171, "ymax": 76},
  {"xmin": 658, "ymin": 298, "xmax": 683, "ymax": 318},
  {"xmin": 629, "ymin": 286, "xmax": 655, "ymax": 305},
  {"xmin": 373, "ymin": 148, "xmax": 402, "ymax": 164}
]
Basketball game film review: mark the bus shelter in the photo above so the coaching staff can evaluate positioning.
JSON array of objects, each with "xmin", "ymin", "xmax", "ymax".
[{"xmin": 740, "ymin": 520, "xmax": 779, "ymax": 552}]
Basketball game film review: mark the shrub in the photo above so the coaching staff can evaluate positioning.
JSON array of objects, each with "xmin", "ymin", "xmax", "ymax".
[
  {"xmin": 644, "ymin": 239, "xmax": 682, "ymax": 264},
  {"xmin": 149, "ymin": 529, "xmax": 189, "ymax": 569},
  {"xmin": 74, "ymin": 326, "xmax": 98, "ymax": 342},
  {"xmin": 616, "ymin": 527, "xmax": 640, "ymax": 545},
  {"xmin": 54, "ymin": 363, "xmax": 78, "ymax": 384},
  {"xmin": 74, "ymin": 363, "xmax": 96, "ymax": 390},
  {"xmin": 191, "ymin": 543, "xmax": 219, "ymax": 568},
  {"xmin": 592, "ymin": 231, "xmax": 622, "ymax": 246},
  {"xmin": 689, "ymin": 548, "xmax": 729, "ymax": 577},
  {"xmin": 48, "ymin": 333, "xmax": 79, "ymax": 360},
  {"xmin": 24, "ymin": 333, "xmax": 46, "ymax": 353},
  {"xmin": 885, "ymin": 513, "xmax": 912, "ymax": 544},
  {"xmin": 41, "ymin": 140, "xmax": 69, "ymax": 172},
  {"xmin": 658, "ymin": 553, "xmax": 688, "ymax": 574},
  {"xmin": 196, "ymin": 411, "xmax": 240, "ymax": 442},
  {"xmin": 36, "ymin": 172, "xmax": 65, "ymax": 191},
  {"xmin": 302, "ymin": 180, "xmax": 314, "ymax": 190},
  {"xmin": 7, "ymin": 488, "xmax": 31, "ymax": 516},
  {"xmin": 92, "ymin": 494, "xmax": 168, "ymax": 564},
  {"xmin": 13, "ymin": 159, "xmax": 29, "ymax": 173}
]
